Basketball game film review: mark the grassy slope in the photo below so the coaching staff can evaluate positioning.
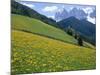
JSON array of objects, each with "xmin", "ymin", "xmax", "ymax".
[
  {"xmin": 11, "ymin": 30, "xmax": 96, "ymax": 74},
  {"xmin": 11, "ymin": 14, "xmax": 95, "ymax": 48},
  {"xmin": 11, "ymin": 14, "xmax": 77, "ymax": 45}
]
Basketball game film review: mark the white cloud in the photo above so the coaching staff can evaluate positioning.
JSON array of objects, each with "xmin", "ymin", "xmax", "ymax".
[
  {"xmin": 83, "ymin": 7, "xmax": 93, "ymax": 14},
  {"xmin": 67, "ymin": 7, "xmax": 74, "ymax": 12},
  {"xmin": 48, "ymin": 15, "xmax": 55, "ymax": 19},
  {"xmin": 82, "ymin": 7, "xmax": 96, "ymax": 24},
  {"xmin": 87, "ymin": 16, "xmax": 96, "ymax": 24},
  {"xmin": 21, "ymin": 3, "xmax": 35, "ymax": 8},
  {"xmin": 42, "ymin": 6, "xmax": 58, "ymax": 12}
]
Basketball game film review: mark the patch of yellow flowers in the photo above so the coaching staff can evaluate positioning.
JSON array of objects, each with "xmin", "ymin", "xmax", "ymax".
[{"xmin": 11, "ymin": 30, "xmax": 96, "ymax": 74}]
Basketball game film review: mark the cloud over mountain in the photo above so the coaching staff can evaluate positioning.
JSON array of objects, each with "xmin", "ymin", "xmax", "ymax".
[
  {"xmin": 42, "ymin": 6, "xmax": 58, "ymax": 12},
  {"xmin": 55, "ymin": 7, "xmax": 96, "ymax": 24}
]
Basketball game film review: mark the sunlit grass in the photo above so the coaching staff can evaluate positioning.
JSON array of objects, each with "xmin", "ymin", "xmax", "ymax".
[
  {"xmin": 12, "ymin": 14, "xmax": 77, "ymax": 45},
  {"xmin": 11, "ymin": 30, "xmax": 96, "ymax": 74}
]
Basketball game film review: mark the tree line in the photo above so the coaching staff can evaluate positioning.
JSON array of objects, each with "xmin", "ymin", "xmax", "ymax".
[{"xmin": 66, "ymin": 25, "xmax": 83, "ymax": 46}]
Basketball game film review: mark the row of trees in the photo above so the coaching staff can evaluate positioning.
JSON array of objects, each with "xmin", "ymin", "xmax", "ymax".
[{"xmin": 66, "ymin": 26, "xmax": 83, "ymax": 46}]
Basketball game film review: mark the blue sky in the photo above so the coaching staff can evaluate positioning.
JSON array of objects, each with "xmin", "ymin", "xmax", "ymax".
[{"xmin": 15, "ymin": 0, "xmax": 96, "ymax": 24}]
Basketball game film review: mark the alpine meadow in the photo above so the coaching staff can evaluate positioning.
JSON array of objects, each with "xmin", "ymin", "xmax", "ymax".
[{"xmin": 11, "ymin": 0, "xmax": 96, "ymax": 74}]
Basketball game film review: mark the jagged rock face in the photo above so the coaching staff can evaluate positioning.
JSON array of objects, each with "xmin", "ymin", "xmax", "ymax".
[
  {"xmin": 55, "ymin": 9, "xmax": 69, "ymax": 22},
  {"xmin": 55, "ymin": 8, "xmax": 87, "ymax": 22},
  {"xmin": 69, "ymin": 8, "xmax": 87, "ymax": 20},
  {"xmin": 90, "ymin": 9, "xmax": 96, "ymax": 18}
]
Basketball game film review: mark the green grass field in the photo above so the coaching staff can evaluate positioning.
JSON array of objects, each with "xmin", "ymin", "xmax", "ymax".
[
  {"xmin": 12, "ymin": 14, "xmax": 95, "ymax": 48},
  {"xmin": 11, "ymin": 30, "xmax": 96, "ymax": 74},
  {"xmin": 11, "ymin": 14, "xmax": 96, "ymax": 74},
  {"xmin": 12, "ymin": 14, "xmax": 78, "ymax": 45}
]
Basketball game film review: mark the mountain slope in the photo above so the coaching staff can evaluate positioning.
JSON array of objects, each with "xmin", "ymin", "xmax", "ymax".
[
  {"xmin": 12, "ymin": 14, "xmax": 95, "ymax": 49},
  {"xmin": 12, "ymin": 14, "xmax": 77, "ymax": 45},
  {"xmin": 57, "ymin": 17, "xmax": 96, "ymax": 45},
  {"xmin": 55, "ymin": 8, "xmax": 87, "ymax": 21},
  {"xmin": 11, "ymin": 0, "xmax": 58, "ymax": 27},
  {"xmin": 11, "ymin": 30, "xmax": 96, "ymax": 74}
]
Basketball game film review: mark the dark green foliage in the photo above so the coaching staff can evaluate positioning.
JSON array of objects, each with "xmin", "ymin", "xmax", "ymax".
[
  {"xmin": 66, "ymin": 26, "xmax": 83, "ymax": 46},
  {"xmin": 57, "ymin": 17, "xmax": 96, "ymax": 46},
  {"xmin": 74, "ymin": 33, "xmax": 79, "ymax": 39},
  {"xmin": 66, "ymin": 26, "xmax": 73, "ymax": 36},
  {"xmin": 78, "ymin": 36, "xmax": 83, "ymax": 46},
  {"xmin": 66, "ymin": 25, "xmax": 76, "ymax": 37}
]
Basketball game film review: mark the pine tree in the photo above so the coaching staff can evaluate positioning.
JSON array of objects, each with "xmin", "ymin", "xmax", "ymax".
[
  {"xmin": 74, "ymin": 33, "xmax": 79, "ymax": 39},
  {"xmin": 77, "ymin": 36, "xmax": 83, "ymax": 46},
  {"xmin": 66, "ymin": 25, "xmax": 73, "ymax": 36}
]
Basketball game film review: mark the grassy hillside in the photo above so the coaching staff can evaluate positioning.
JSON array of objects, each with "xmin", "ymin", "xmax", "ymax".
[
  {"xmin": 11, "ymin": 30, "xmax": 96, "ymax": 74},
  {"xmin": 11, "ymin": 0, "xmax": 58, "ymax": 27},
  {"xmin": 57, "ymin": 17, "xmax": 96, "ymax": 45},
  {"xmin": 12, "ymin": 14, "xmax": 95, "ymax": 48},
  {"xmin": 12, "ymin": 14, "xmax": 77, "ymax": 45}
]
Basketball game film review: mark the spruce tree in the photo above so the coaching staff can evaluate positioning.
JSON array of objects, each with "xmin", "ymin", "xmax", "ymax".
[{"xmin": 78, "ymin": 36, "xmax": 83, "ymax": 46}]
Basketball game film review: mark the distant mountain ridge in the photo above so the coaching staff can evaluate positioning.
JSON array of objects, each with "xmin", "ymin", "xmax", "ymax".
[
  {"xmin": 55, "ymin": 8, "xmax": 87, "ymax": 22},
  {"xmin": 57, "ymin": 16, "xmax": 96, "ymax": 45},
  {"xmin": 11, "ymin": 0, "xmax": 96, "ymax": 45}
]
